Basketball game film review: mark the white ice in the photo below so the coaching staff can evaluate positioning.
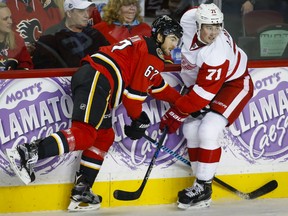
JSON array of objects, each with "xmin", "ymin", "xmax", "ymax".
[{"xmin": 1, "ymin": 198, "xmax": 288, "ymax": 216}]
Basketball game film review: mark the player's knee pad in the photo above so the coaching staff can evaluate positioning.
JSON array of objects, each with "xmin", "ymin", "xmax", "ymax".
[
  {"xmin": 84, "ymin": 128, "xmax": 115, "ymax": 160},
  {"xmin": 70, "ymin": 121, "xmax": 98, "ymax": 150},
  {"xmin": 198, "ymin": 112, "xmax": 228, "ymax": 149},
  {"xmin": 93, "ymin": 127, "xmax": 115, "ymax": 153},
  {"xmin": 183, "ymin": 117, "xmax": 201, "ymax": 148}
]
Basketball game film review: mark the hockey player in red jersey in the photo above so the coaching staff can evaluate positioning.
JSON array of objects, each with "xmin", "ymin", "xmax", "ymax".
[
  {"xmin": 6, "ymin": 15, "xmax": 183, "ymax": 211},
  {"xmin": 159, "ymin": 3, "xmax": 254, "ymax": 209}
]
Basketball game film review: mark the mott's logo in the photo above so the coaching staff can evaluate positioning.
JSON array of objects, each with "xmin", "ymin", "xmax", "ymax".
[
  {"xmin": 229, "ymin": 68, "xmax": 288, "ymax": 160},
  {"xmin": 0, "ymin": 78, "xmax": 73, "ymax": 175},
  {"xmin": 5, "ymin": 82, "xmax": 42, "ymax": 105}
]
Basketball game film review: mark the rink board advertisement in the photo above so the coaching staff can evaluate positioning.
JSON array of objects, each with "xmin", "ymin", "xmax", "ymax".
[{"xmin": 0, "ymin": 67, "xmax": 287, "ymax": 186}]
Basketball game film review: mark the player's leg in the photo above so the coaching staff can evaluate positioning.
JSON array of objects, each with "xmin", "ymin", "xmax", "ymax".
[
  {"xmin": 178, "ymin": 112, "xmax": 227, "ymax": 209},
  {"xmin": 177, "ymin": 116, "xmax": 201, "ymax": 198},
  {"xmin": 68, "ymin": 123, "xmax": 115, "ymax": 211},
  {"xmin": 177, "ymin": 74, "xmax": 253, "ymax": 209},
  {"xmin": 67, "ymin": 64, "xmax": 115, "ymax": 211},
  {"xmin": 6, "ymin": 64, "xmax": 111, "ymax": 185}
]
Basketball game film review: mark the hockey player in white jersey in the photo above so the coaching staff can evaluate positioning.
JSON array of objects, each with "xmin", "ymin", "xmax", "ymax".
[{"xmin": 159, "ymin": 3, "xmax": 254, "ymax": 209}]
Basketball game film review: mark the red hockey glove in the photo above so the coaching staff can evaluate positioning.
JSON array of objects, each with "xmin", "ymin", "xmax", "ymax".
[
  {"xmin": 125, "ymin": 111, "xmax": 150, "ymax": 140},
  {"xmin": 160, "ymin": 107, "xmax": 188, "ymax": 134}
]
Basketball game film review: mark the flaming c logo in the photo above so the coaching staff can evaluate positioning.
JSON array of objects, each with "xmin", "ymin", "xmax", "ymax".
[{"xmin": 16, "ymin": 18, "xmax": 43, "ymax": 43}]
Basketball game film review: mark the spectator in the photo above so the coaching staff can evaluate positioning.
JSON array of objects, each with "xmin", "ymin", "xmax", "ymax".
[
  {"xmin": 93, "ymin": 0, "xmax": 151, "ymax": 45},
  {"xmin": 0, "ymin": 3, "xmax": 33, "ymax": 71},
  {"xmin": 32, "ymin": 0, "xmax": 109, "ymax": 69},
  {"xmin": 54, "ymin": 0, "xmax": 102, "ymax": 26},
  {"xmin": 96, "ymin": 0, "xmax": 177, "ymax": 63},
  {"xmin": 6, "ymin": 0, "xmax": 62, "ymax": 55},
  {"xmin": 41, "ymin": 0, "xmax": 62, "ymax": 23},
  {"xmin": 43, "ymin": 0, "xmax": 95, "ymax": 35}
]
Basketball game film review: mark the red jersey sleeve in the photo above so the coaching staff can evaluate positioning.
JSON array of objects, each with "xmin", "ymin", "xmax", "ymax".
[{"xmin": 148, "ymin": 74, "xmax": 181, "ymax": 105}]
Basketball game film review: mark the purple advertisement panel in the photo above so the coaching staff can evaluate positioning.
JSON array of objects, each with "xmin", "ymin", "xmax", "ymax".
[
  {"xmin": 228, "ymin": 67, "xmax": 288, "ymax": 163},
  {"xmin": 0, "ymin": 78, "xmax": 75, "ymax": 180}
]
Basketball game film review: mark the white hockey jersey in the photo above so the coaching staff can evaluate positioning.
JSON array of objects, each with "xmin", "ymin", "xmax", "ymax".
[{"xmin": 176, "ymin": 8, "xmax": 249, "ymax": 113}]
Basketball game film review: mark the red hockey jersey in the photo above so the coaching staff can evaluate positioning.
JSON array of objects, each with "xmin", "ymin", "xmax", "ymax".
[
  {"xmin": 7, "ymin": 0, "xmax": 61, "ymax": 44},
  {"xmin": 83, "ymin": 35, "xmax": 181, "ymax": 119}
]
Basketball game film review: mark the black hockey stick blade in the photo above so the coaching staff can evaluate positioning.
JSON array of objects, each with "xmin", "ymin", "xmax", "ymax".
[
  {"xmin": 212, "ymin": 177, "xmax": 278, "ymax": 200},
  {"xmin": 113, "ymin": 158, "xmax": 156, "ymax": 201},
  {"xmin": 245, "ymin": 179, "xmax": 278, "ymax": 199},
  {"xmin": 113, "ymin": 188, "xmax": 142, "ymax": 201},
  {"xmin": 113, "ymin": 129, "xmax": 167, "ymax": 201}
]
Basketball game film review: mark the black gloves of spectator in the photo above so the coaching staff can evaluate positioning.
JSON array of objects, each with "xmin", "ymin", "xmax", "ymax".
[{"xmin": 125, "ymin": 111, "xmax": 150, "ymax": 140}]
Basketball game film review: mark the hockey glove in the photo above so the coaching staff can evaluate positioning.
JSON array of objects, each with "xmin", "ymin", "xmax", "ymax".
[
  {"xmin": 160, "ymin": 107, "xmax": 188, "ymax": 134},
  {"xmin": 125, "ymin": 111, "xmax": 150, "ymax": 140}
]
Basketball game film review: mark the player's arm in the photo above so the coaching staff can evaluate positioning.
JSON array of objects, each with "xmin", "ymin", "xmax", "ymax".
[
  {"xmin": 149, "ymin": 78, "xmax": 181, "ymax": 105},
  {"xmin": 160, "ymin": 61, "xmax": 229, "ymax": 133},
  {"xmin": 122, "ymin": 92, "xmax": 150, "ymax": 140},
  {"xmin": 175, "ymin": 61, "xmax": 229, "ymax": 114}
]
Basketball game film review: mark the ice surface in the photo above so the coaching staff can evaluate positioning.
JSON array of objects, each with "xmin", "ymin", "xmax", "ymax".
[{"xmin": 1, "ymin": 198, "xmax": 288, "ymax": 216}]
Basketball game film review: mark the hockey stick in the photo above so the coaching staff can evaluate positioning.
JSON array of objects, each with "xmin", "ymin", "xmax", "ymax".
[
  {"xmin": 143, "ymin": 135, "xmax": 278, "ymax": 200},
  {"xmin": 113, "ymin": 128, "xmax": 168, "ymax": 201}
]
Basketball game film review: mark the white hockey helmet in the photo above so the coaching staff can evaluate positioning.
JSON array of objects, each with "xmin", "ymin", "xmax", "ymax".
[{"xmin": 195, "ymin": 3, "xmax": 224, "ymax": 32}]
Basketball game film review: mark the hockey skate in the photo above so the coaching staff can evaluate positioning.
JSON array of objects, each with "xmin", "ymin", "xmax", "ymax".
[
  {"xmin": 6, "ymin": 140, "xmax": 40, "ymax": 185},
  {"xmin": 68, "ymin": 172, "xmax": 102, "ymax": 212},
  {"xmin": 177, "ymin": 179, "xmax": 212, "ymax": 210}
]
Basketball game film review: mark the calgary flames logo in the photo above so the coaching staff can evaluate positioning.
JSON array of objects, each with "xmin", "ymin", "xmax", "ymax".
[{"xmin": 16, "ymin": 18, "xmax": 42, "ymax": 43}]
